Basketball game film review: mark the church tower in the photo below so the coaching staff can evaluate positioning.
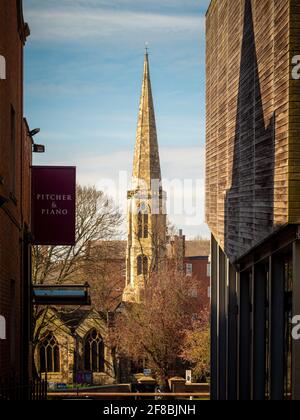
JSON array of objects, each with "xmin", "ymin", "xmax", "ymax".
[{"xmin": 123, "ymin": 51, "xmax": 167, "ymax": 303}]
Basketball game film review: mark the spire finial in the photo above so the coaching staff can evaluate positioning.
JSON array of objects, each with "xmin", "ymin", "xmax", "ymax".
[{"xmin": 145, "ymin": 42, "xmax": 149, "ymax": 55}]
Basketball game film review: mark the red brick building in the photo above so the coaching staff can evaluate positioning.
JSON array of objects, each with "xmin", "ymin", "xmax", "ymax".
[
  {"xmin": 0, "ymin": 0, "xmax": 31, "ymax": 385},
  {"xmin": 167, "ymin": 237, "xmax": 211, "ymax": 311},
  {"xmin": 184, "ymin": 241, "xmax": 211, "ymax": 311}
]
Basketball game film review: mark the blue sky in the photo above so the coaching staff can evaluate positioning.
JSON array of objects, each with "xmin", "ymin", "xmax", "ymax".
[{"xmin": 23, "ymin": 0, "xmax": 211, "ymax": 238}]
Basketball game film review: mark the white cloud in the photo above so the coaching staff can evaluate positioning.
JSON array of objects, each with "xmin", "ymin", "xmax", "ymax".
[
  {"xmin": 60, "ymin": 146, "xmax": 204, "ymax": 184},
  {"xmin": 25, "ymin": 0, "xmax": 207, "ymax": 14},
  {"xmin": 34, "ymin": 145, "xmax": 208, "ymax": 238},
  {"xmin": 48, "ymin": 146, "xmax": 207, "ymax": 238},
  {"xmin": 161, "ymin": 147, "xmax": 205, "ymax": 179},
  {"xmin": 38, "ymin": 0, "xmax": 204, "ymax": 7},
  {"xmin": 24, "ymin": 8, "xmax": 205, "ymax": 43}
]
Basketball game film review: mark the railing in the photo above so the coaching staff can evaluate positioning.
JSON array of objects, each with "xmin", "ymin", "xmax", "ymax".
[
  {"xmin": 0, "ymin": 378, "xmax": 47, "ymax": 401},
  {"xmin": 47, "ymin": 392, "xmax": 210, "ymax": 400}
]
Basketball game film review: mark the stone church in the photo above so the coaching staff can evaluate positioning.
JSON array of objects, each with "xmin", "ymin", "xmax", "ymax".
[
  {"xmin": 123, "ymin": 50, "xmax": 167, "ymax": 303},
  {"xmin": 35, "ymin": 308, "xmax": 116, "ymax": 386},
  {"xmin": 34, "ymin": 51, "xmax": 183, "ymax": 386}
]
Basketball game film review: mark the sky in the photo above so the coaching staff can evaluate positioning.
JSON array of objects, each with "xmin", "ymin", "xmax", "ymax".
[{"xmin": 23, "ymin": 0, "xmax": 211, "ymax": 239}]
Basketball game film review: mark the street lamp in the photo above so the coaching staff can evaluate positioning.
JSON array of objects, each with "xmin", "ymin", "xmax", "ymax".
[
  {"xmin": 29, "ymin": 128, "xmax": 45, "ymax": 154},
  {"xmin": 29, "ymin": 128, "xmax": 40, "ymax": 137}
]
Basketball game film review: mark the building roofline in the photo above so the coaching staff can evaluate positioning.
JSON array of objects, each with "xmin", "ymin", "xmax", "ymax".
[
  {"xmin": 184, "ymin": 256, "xmax": 209, "ymax": 261},
  {"xmin": 206, "ymin": 0, "xmax": 217, "ymax": 17},
  {"xmin": 17, "ymin": 0, "xmax": 30, "ymax": 44}
]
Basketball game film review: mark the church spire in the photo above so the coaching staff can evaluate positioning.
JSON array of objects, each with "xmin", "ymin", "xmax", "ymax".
[
  {"xmin": 132, "ymin": 51, "xmax": 161, "ymax": 189},
  {"xmin": 123, "ymin": 50, "xmax": 167, "ymax": 304}
]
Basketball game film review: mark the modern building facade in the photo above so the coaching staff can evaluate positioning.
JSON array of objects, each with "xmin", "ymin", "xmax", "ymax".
[
  {"xmin": 0, "ymin": 0, "xmax": 32, "ymax": 387},
  {"xmin": 123, "ymin": 52, "xmax": 167, "ymax": 303},
  {"xmin": 206, "ymin": 0, "xmax": 300, "ymax": 400}
]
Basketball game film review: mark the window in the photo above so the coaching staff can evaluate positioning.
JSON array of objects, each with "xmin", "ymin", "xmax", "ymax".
[
  {"xmin": 0, "ymin": 55, "xmax": 6, "ymax": 79},
  {"xmin": 137, "ymin": 255, "xmax": 148, "ymax": 276},
  {"xmin": 84, "ymin": 329, "xmax": 105, "ymax": 373},
  {"xmin": 189, "ymin": 288, "xmax": 198, "ymax": 298},
  {"xmin": 143, "ymin": 256, "xmax": 148, "ymax": 276},
  {"xmin": 10, "ymin": 106, "xmax": 16, "ymax": 196},
  {"xmin": 39, "ymin": 333, "xmax": 60, "ymax": 373},
  {"xmin": 0, "ymin": 315, "xmax": 5, "ymax": 340},
  {"xmin": 207, "ymin": 263, "xmax": 211, "ymax": 278},
  {"xmin": 137, "ymin": 255, "xmax": 142, "ymax": 275},
  {"xmin": 186, "ymin": 263, "xmax": 193, "ymax": 277},
  {"xmin": 138, "ymin": 207, "xmax": 149, "ymax": 239}
]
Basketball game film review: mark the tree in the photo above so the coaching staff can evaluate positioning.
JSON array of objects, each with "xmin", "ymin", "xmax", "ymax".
[
  {"xmin": 180, "ymin": 309, "xmax": 210, "ymax": 383},
  {"xmin": 32, "ymin": 185, "xmax": 122, "ymax": 285},
  {"xmin": 84, "ymin": 240, "xmax": 126, "ymax": 313},
  {"xmin": 113, "ymin": 269, "xmax": 199, "ymax": 390},
  {"xmin": 32, "ymin": 185, "xmax": 123, "ymax": 368}
]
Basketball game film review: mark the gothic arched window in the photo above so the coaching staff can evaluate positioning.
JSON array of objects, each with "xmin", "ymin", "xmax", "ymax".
[
  {"xmin": 39, "ymin": 333, "xmax": 60, "ymax": 373},
  {"xmin": 138, "ymin": 206, "xmax": 149, "ymax": 239},
  {"xmin": 137, "ymin": 255, "xmax": 143, "ymax": 275},
  {"xmin": 143, "ymin": 256, "xmax": 148, "ymax": 275},
  {"xmin": 137, "ymin": 255, "xmax": 148, "ymax": 276},
  {"xmin": 84, "ymin": 329, "xmax": 105, "ymax": 373}
]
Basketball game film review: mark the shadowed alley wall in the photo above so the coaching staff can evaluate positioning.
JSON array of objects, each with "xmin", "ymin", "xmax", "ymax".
[{"xmin": 206, "ymin": 0, "xmax": 291, "ymax": 262}]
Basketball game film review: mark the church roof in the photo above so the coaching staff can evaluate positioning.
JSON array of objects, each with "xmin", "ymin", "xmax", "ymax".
[
  {"xmin": 54, "ymin": 308, "xmax": 107, "ymax": 331},
  {"xmin": 55, "ymin": 309, "xmax": 91, "ymax": 330},
  {"xmin": 132, "ymin": 52, "xmax": 161, "ymax": 189}
]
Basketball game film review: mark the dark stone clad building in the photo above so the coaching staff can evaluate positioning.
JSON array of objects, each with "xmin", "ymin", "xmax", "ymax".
[{"xmin": 206, "ymin": 0, "xmax": 300, "ymax": 400}]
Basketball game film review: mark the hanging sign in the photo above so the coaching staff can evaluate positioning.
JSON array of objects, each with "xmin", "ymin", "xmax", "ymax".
[{"xmin": 31, "ymin": 166, "xmax": 76, "ymax": 246}]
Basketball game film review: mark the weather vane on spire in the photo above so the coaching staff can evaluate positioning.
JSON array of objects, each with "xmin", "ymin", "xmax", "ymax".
[{"xmin": 145, "ymin": 42, "xmax": 149, "ymax": 54}]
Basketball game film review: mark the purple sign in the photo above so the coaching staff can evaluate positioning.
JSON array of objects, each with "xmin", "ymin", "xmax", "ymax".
[{"xmin": 31, "ymin": 166, "xmax": 76, "ymax": 246}]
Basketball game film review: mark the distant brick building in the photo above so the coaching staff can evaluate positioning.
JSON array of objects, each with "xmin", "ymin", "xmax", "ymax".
[
  {"xmin": 184, "ymin": 241, "xmax": 211, "ymax": 312},
  {"xmin": 0, "ymin": 0, "xmax": 31, "ymax": 386}
]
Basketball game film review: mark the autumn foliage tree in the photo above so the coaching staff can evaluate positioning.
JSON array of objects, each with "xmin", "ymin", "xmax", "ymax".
[
  {"xmin": 180, "ymin": 309, "xmax": 210, "ymax": 383},
  {"xmin": 113, "ymin": 269, "xmax": 200, "ymax": 390}
]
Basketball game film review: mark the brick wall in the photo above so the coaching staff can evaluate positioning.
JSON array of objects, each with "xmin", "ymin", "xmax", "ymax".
[
  {"xmin": 184, "ymin": 257, "xmax": 210, "ymax": 311},
  {"xmin": 0, "ymin": 0, "xmax": 30, "ymax": 382}
]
